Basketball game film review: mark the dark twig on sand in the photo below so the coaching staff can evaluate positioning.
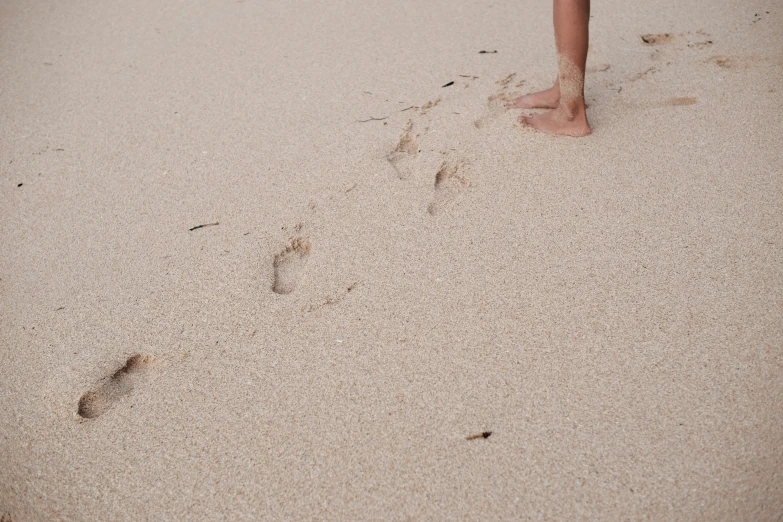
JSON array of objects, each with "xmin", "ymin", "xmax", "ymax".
[
  {"xmin": 466, "ymin": 431, "xmax": 493, "ymax": 440},
  {"xmin": 189, "ymin": 222, "xmax": 219, "ymax": 231},
  {"xmin": 479, "ymin": 50, "xmax": 498, "ymax": 54},
  {"xmin": 442, "ymin": 81, "xmax": 455, "ymax": 87},
  {"xmin": 356, "ymin": 116, "xmax": 388, "ymax": 123}
]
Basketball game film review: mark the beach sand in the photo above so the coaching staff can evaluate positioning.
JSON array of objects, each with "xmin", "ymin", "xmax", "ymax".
[{"xmin": 1, "ymin": 0, "xmax": 782, "ymax": 519}]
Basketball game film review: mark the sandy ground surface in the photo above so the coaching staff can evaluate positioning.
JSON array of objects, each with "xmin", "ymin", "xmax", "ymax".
[{"xmin": 1, "ymin": 0, "xmax": 782, "ymax": 520}]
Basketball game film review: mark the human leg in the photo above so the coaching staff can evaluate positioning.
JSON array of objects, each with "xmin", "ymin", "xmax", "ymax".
[{"xmin": 514, "ymin": 0, "xmax": 592, "ymax": 136}]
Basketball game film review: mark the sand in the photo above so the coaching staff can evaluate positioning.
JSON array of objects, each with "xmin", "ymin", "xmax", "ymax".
[{"xmin": 1, "ymin": 0, "xmax": 782, "ymax": 519}]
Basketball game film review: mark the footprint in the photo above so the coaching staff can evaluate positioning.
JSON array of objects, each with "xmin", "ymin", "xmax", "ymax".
[
  {"xmin": 488, "ymin": 90, "xmax": 520, "ymax": 108},
  {"xmin": 474, "ymin": 74, "xmax": 521, "ymax": 128},
  {"xmin": 474, "ymin": 91, "xmax": 520, "ymax": 128},
  {"xmin": 272, "ymin": 236, "xmax": 312, "ymax": 294},
  {"xmin": 428, "ymin": 159, "xmax": 471, "ymax": 216},
  {"xmin": 496, "ymin": 73, "xmax": 517, "ymax": 88},
  {"xmin": 706, "ymin": 55, "xmax": 759, "ymax": 70},
  {"xmin": 628, "ymin": 66, "xmax": 659, "ymax": 82},
  {"xmin": 587, "ymin": 63, "xmax": 611, "ymax": 73},
  {"xmin": 644, "ymin": 31, "xmax": 715, "ymax": 62},
  {"xmin": 662, "ymin": 96, "xmax": 697, "ymax": 106},
  {"xmin": 641, "ymin": 33, "xmax": 674, "ymax": 45},
  {"xmin": 386, "ymin": 120, "xmax": 420, "ymax": 179},
  {"xmin": 420, "ymin": 98, "xmax": 441, "ymax": 115},
  {"xmin": 688, "ymin": 39, "xmax": 713, "ymax": 49},
  {"xmin": 77, "ymin": 354, "xmax": 152, "ymax": 419}
]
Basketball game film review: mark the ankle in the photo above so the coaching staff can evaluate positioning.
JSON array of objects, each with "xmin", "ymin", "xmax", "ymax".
[{"xmin": 561, "ymin": 97, "xmax": 586, "ymax": 120}]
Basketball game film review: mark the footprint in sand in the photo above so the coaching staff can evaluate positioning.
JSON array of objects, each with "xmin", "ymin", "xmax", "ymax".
[
  {"xmin": 272, "ymin": 235, "xmax": 312, "ymax": 295},
  {"xmin": 428, "ymin": 159, "xmax": 471, "ymax": 216},
  {"xmin": 641, "ymin": 33, "xmax": 679, "ymax": 64},
  {"xmin": 641, "ymin": 33, "xmax": 675, "ymax": 45},
  {"xmin": 629, "ymin": 66, "xmax": 659, "ymax": 82},
  {"xmin": 662, "ymin": 96, "xmax": 697, "ymax": 106},
  {"xmin": 474, "ymin": 73, "xmax": 523, "ymax": 129},
  {"xmin": 688, "ymin": 39, "xmax": 714, "ymax": 50},
  {"xmin": 77, "ymin": 354, "xmax": 153, "ymax": 419},
  {"xmin": 587, "ymin": 63, "xmax": 611, "ymax": 73},
  {"xmin": 643, "ymin": 31, "xmax": 713, "ymax": 49},
  {"xmin": 420, "ymin": 98, "xmax": 441, "ymax": 115},
  {"xmin": 643, "ymin": 31, "xmax": 715, "ymax": 65},
  {"xmin": 706, "ymin": 55, "xmax": 761, "ymax": 70},
  {"xmin": 386, "ymin": 120, "xmax": 421, "ymax": 179}
]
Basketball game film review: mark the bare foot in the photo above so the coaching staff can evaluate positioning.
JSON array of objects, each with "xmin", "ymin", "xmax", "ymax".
[
  {"xmin": 507, "ymin": 85, "xmax": 560, "ymax": 109},
  {"xmin": 520, "ymin": 105, "xmax": 591, "ymax": 137}
]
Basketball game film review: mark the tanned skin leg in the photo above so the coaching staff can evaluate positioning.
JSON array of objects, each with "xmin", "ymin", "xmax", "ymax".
[{"xmin": 509, "ymin": 0, "xmax": 592, "ymax": 136}]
